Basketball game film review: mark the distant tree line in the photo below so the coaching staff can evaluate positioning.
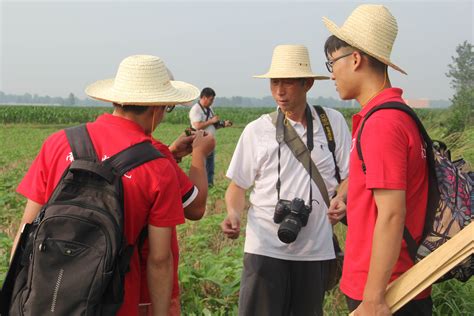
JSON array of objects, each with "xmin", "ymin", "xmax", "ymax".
[
  {"xmin": 0, "ymin": 91, "xmax": 450, "ymax": 108},
  {"xmin": 444, "ymin": 40, "xmax": 473, "ymax": 134},
  {"xmin": 0, "ymin": 92, "xmax": 108, "ymax": 107}
]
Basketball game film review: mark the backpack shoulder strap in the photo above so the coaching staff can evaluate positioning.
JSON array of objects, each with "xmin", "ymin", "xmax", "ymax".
[
  {"xmin": 103, "ymin": 142, "xmax": 164, "ymax": 276},
  {"xmin": 105, "ymin": 141, "xmax": 164, "ymax": 176},
  {"xmin": 356, "ymin": 102, "xmax": 433, "ymax": 173},
  {"xmin": 314, "ymin": 105, "xmax": 341, "ymax": 183},
  {"xmin": 65, "ymin": 124, "xmax": 98, "ymax": 162}
]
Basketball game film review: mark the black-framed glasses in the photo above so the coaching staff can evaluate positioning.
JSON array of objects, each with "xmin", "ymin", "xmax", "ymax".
[
  {"xmin": 165, "ymin": 105, "xmax": 175, "ymax": 113},
  {"xmin": 325, "ymin": 51, "xmax": 354, "ymax": 73}
]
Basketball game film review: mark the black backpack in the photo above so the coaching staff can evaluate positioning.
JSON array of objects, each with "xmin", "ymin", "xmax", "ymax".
[
  {"xmin": 0, "ymin": 124, "xmax": 163, "ymax": 315},
  {"xmin": 356, "ymin": 102, "xmax": 473, "ymax": 282}
]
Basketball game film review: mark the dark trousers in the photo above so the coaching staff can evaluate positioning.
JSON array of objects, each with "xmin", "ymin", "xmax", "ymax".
[
  {"xmin": 346, "ymin": 295, "xmax": 433, "ymax": 316},
  {"xmin": 206, "ymin": 150, "xmax": 215, "ymax": 186},
  {"xmin": 238, "ymin": 253, "xmax": 330, "ymax": 316}
]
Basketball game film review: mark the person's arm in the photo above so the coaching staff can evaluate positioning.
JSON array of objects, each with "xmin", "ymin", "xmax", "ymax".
[
  {"xmin": 10, "ymin": 199, "xmax": 43, "ymax": 262},
  {"xmin": 147, "ymin": 225, "xmax": 173, "ymax": 316},
  {"xmin": 220, "ymin": 181, "xmax": 246, "ymax": 239},
  {"xmin": 354, "ymin": 189, "xmax": 406, "ymax": 316},
  {"xmin": 192, "ymin": 115, "xmax": 219, "ymax": 130},
  {"xmin": 183, "ymin": 131, "xmax": 215, "ymax": 220},
  {"xmin": 327, "ymin": 178, "xmax": 348, "ymax": 225}
]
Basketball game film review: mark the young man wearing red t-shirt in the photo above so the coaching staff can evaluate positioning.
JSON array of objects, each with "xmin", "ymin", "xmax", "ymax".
[
  {"xmin": 11, "ymin": 55, "xmax": 215, "ymax": 316},
  {"xmin": 322, "ymin": 5, "xmax": 432, "ymax": 316}
]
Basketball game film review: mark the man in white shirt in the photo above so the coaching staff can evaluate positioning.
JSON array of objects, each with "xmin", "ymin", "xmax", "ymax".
[
  {"xmin": 189, "ymin": 87, "xmax": 231, "ymax": 186},
  {"xmin": 221, "ymin": 45, "xmax": 351, "ymax": 316}
]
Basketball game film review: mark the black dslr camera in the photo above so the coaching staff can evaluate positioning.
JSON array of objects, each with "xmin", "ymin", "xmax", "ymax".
[
  {"xmin": 213, "ymin": 120, "xmax": 233, "ymax": 129},
  {"xmin": 273, "ymin": 198, "xmax": 311, "ymax": 244}
]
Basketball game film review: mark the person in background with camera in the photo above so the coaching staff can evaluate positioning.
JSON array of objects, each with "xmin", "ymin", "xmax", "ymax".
[
  {"xmin": 189, "ymin": 87, "xmax": 232, "ymax": 187},
  {"xmin": 220, "ymin": 44, "xmax": 351, "ymax": 316}
]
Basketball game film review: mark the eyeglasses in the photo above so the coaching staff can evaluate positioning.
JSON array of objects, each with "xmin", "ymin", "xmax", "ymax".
[
  {"xmin": 325, "ymin": 52, "xmax": 354, "ymax": 73},
  {"xmin": 165, "ymin": 105, "xmax": 175, "ymax": 113}
]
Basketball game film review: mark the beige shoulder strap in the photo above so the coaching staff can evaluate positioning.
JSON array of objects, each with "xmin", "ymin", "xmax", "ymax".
[{"xmin": 270, "ymin": 111, "xmax": 330, "ymax": 207}]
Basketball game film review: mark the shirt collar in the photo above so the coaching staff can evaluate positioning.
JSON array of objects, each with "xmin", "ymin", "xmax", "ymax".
[
  {"xmin": 358, "ymin": 87, "xmax": 405, "ymax": 117},
  {"xmin": 284, "ymin": 104, "xmax": 317, "ymax": 128}
]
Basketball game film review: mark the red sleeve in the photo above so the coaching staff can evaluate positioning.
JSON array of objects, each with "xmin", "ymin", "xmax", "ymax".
[
  {"xmin": 148, "ymin": 160, "xmax": 185, "ymax": 227},
  {"xmin": 361, "ymin": 113, "xmax": 408, "ymax": 190},
  {"xmin": 152, "ymin": 140, "xmax": 194, "ymax": 197}
]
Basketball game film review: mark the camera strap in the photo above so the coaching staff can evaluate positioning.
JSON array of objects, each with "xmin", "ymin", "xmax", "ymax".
[
  {"xmin": 198, "ymin": 102, "xmax": 213, "ymax": 121},
  {"xmin": 313, "ymin": 106, "xmax": 341, "ymax": 184},
  {"xmin": 271, "ymin": 105, "xmax": 330, "ymax": 208},
  {"xmin": 273, "ymin": 105, "xmax": 316, "ymax": 206}
]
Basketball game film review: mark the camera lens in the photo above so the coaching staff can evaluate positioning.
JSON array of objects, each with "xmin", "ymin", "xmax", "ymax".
[{"xmin": 277, "ymin": 216, "xmax": 302, "ymax": 244}]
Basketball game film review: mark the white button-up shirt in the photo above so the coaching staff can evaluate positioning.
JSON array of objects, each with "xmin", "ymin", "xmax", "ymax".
[
  {"xmin": 189, "ymin": 103, "xmax": 217, "ymax": 135},
  {"xmin": 227, "ymin": 106, "xmax": 351, "ymax": 261}
]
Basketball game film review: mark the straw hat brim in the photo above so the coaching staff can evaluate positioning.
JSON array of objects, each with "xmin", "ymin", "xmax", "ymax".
[
  {"xmin": 322, "ymin": 17, "xmax": 407, "ymax": 75},
  {"xmin": 85, "ymin": 79, "xmax": 200, "ymax": 106},
  {"xmin": 253, "ymin": 73, "xmax": 329, "ymax": 80}
]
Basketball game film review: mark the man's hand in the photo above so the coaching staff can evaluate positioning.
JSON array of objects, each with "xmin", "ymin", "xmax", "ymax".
[
  {"xmin": 327, "ymin": 196, "xmax": 346, "ymax": 225},
  {"xmin": 192, "ymin": 130, "xmax": 215, "ymax": 157},
  {"xmin": 353, "ymin": 299, "xmax": 391, "ymax": 316},
  {"xmin": 224, "ymin": 120, "xmax": 233, "ymax": 127},
  {"xmin": 221, "ymin": 213, "xmax": 241, "ymax": 239},
  {"xmin": 169, "ymin": 133, "xmax": 195, "ymax": 162},
  {"xmin": 210, "ymin": 116, "xmax": 220, "ymax": 124}
]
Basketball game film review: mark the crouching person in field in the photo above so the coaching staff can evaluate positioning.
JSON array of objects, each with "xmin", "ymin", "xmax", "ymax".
[
  {"xmin": 221, "ymin": 45, "xmax": 351, "ymax": 316},
  {"xmin": 9, "ymin": 55, "xmax": 214, "ymax": 316}
]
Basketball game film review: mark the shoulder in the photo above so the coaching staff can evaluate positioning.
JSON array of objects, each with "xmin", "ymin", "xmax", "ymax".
[
  {"xmin": 365, "ymin": 108, "xmax": 414, "ymax": 131},
  {"xmin": 151, "ymin": 138, "xmax": 173, "ymax": 159},
  {"xmin": 40, "ymin": 129, "xmax": 71, "ymax": 157},
  {"xmin": 242, "ymin": 113, "xmax": 274, "ymax": 135}
]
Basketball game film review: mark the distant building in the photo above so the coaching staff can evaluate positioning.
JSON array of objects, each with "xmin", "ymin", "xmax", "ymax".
[{"xmin": 405, "ymin": 98, "xmax": 430, "ymax": 108}]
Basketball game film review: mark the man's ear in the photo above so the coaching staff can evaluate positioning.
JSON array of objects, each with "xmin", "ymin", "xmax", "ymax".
[
  {"xmin": 353, "ymin": 51, "xmax": 364, "ymax": 71},
  {"xmin": 304, "ymin": 78, "xmax": 315, "ymax": 92}
]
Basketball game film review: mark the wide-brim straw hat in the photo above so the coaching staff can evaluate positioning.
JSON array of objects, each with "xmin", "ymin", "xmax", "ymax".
[
  {"xmin": 322, "ymin": 4, "xmax": 407, "ymax": 75},
  {"xmin": 86, "ymin": 55, "xmax": 200, "ymax": 106},
  {"xmin": 254, "ymin": 44, "xmax": 329, "ymax": 79}
]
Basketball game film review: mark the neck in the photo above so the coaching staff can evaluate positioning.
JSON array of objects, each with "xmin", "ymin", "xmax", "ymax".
[
  {"xmin": 283, "ymin": 102, "xmax": 308, "ymax": 127},
  {"xmin": 113, "ymin": 108, "xmax": 153, "ymax": 134},
  {"xmin": 356, "ymin": 71, "xmax": 391, "ymax": 107}
]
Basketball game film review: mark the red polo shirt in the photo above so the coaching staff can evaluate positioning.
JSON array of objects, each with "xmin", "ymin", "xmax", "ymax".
[
  {"xmin": 340, "ymin": 88, "xmax": 430, "ymax": 300},
  {"xmin": 17, "ymin": 113, "xmax": 185, "ymax": 316}
]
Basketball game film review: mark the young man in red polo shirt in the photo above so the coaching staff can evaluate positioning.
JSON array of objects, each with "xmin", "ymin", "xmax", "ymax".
[
  {"xmin": 11, "ymin": 55, "xmax": 215, "ymax": 316},
  {"xmin": 322, "ymin": 5, "xmax": 432, "ymax": 316}
]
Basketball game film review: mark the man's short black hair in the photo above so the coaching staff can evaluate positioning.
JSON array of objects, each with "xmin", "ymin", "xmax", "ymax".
[
  {"xmin": 324, "ymin": 35, "xmax": 351, "ymax": 57},
  {"xmin": 200, "ymin": 87, "xmax": 216, "ymax": 98},
  {"xmin": 324, "ymin": 35, "xmax": 387, "ymax": 74},
  {"xmin": 113, "ymin": 103, "xmax": 150, "ymax": 114}
]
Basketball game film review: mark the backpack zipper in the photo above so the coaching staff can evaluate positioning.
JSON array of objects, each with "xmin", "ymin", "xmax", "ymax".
[{"xmin": 50, "ymin": 268, "xmax": 64, "ymax": 312}]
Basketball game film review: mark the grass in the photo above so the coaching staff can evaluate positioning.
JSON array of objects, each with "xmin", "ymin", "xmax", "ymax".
[{"xmin": 0, "ymin": 107, "xmax": 473, "ymax": 315}]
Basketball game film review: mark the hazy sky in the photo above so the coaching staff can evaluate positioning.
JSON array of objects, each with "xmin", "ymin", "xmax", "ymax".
[{"xmin": 1, "ymin": 0, "xmax": 473, "ymax": 102}]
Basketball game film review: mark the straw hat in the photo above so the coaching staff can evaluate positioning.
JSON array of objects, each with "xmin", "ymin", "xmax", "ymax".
[
  {"xmin": 254, "ymin": 45, "xmax": 329, "ymax": 79},
  {"xmin": 322, "ymin": 4, "xmax": 406, "ymax": 75},
  {"xmin": 86, "ymin": 55, "xmax": 200, "ymax": 106}
]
